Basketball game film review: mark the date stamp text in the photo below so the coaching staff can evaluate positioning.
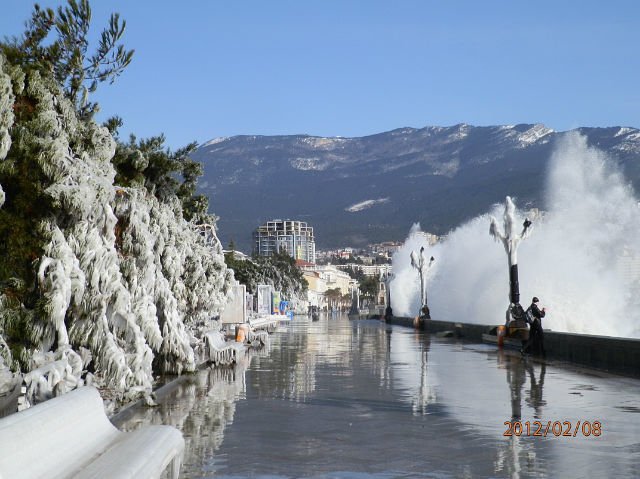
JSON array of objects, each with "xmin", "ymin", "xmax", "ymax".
[{"xmin": 503, "ymin": 420, "xmax": 602, "ymax": 437}]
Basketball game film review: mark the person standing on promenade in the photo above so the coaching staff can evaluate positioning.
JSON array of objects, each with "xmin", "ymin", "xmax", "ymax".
[{"xmin": 522, "ymin": 297, "xmax": 546, "ymax": 356}]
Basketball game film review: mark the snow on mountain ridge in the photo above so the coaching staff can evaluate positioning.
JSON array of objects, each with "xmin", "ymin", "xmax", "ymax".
[
  {"xmin": 433, "ymin": 157, "xmax": 460, "ymax": 176},
  {"xmin": 449, "ymin": 123, "xmax": 470, "ymax": 141},
  {"xmin": 346, "ymin": 198, "xmax": 390, "ymax": 212},
  {"xmin": 203, "ymin": 137, "xmax": 229, "ymax": 147},
  {"xmin": 299, "ymin": 137, "xmax": 346, "ymax": 149},
  {"xmin": 615, "ymin": 127, "xmax": 634, "ymax": 137},
  {"xmin": 198, "ymin": 125, "xmax": 640, "ymax": 180},
  {"xmin": 193, "ymin": 124, "xmax": 640, "ymax": 251},
  {"xmin": 516, "ymin": 124, "xmax": 554, "ymax": 146},
  {"xmin": 290, "ymin": 157, "xmax": 330, "ymax": 171},
  {"xmin": 497, "ymin": 124, "xmax": 554, "ymax": 148}
]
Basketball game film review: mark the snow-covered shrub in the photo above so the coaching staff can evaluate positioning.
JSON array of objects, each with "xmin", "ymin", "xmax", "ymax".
[
  {"xmin": 0, "ymin": 54, "xmax": 15, "ymax": 161},
  {"xmin": 0, "ymin": 59, "xmax": 231, "ymax": 400},
  {"xmin": 226, "ymin": 250, "xmax": 308, "ymax": 306},
  {"xmin": 18, "ymin": 70, "xmax": 148, "ymax": 392},
  {"xmin": 114, "ymin": 188, "xmax": 232, "ymax": 375},
  {"xmin": 0, "ymin": 0, "xmax": 237, "ymax": 401},
  {"xmin": 0, "ymin": 57, "xmax": 11, "ymax": 368}
]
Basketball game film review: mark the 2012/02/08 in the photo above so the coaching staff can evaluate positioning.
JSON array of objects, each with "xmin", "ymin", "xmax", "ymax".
[{"xmin": 503, "ymin": 420, "xmax": 602, "ymax": 437}]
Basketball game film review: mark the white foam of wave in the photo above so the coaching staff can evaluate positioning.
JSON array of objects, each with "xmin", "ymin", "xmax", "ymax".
[{"xmin": 391, "ymin": 132, "xmax": 640, "ymax": 338}]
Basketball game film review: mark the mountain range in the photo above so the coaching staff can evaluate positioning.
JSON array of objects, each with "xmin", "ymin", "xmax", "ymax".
[{"xmin": 193, "ymin": 124, "xmax": 640, "ymax": 251}]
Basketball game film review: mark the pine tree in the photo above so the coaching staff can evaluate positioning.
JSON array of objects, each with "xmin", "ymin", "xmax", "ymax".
[
  {"xmin": 111, "ymin": 133, "xmax": 212, "ymax": 224},
  {"xmin": 1, "ymin": 0, "xmax": 133, "ymax": 119}
]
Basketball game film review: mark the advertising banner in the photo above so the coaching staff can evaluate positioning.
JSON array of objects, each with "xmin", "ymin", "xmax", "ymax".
[
  {"xmin": 257, "ymin": 285, "xmax": 272, "ymax": 315},
  {"xmin": 271, "ymin": 291, "xmax": 281, "ymax": 314},
  {"xmin": 220, "ymin": 283, "xmax": 246, "ymax": 324},
  {"xmin": 245, "ymin": 293, "xmax": 254, "ymax": 314}
]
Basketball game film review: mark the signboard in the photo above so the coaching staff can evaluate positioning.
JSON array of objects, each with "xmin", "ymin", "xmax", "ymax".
[
  {"xmin": 257, "ymin": 285, "xmax": 272, "ymax": 315},
  {"xmin": 220, "ymin": 283, "xmax": 246, "ymax": 324},
  {"xmin": 245, "ymin": 293, "xmax": 254, "ymax": 314},
  {"xmin": 271, "ymin": 290, "xmax": 281, "ymax": 314}
]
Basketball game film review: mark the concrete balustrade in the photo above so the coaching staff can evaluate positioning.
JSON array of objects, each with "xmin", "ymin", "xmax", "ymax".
[{"xmin": 388, "ymin": 317, "xmax": 640, "ymax": 377}]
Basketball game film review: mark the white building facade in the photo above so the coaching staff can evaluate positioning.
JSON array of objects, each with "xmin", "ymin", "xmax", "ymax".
[
  {"xmin": 301, "ymin": 264, "xmax": 357, "ymax": 310},
  {"xmin": 253, "ymin": 219, "xmax": 316, "ymax": 263}
]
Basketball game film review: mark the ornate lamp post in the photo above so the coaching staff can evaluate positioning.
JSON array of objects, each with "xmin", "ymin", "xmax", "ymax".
[
  {"xmin": 410, "ymin": 246, "xmax": 435, "ymax": 318},
  {"xmin": 383, "ymin": 271, "xmax": 395, "ymax": 320},
  {"xmin": 489, "ymin": 196, "xmax": 532, "ymax": 324},
  {"xmin": 349, "ymin": 284, "xmax": 360, "ymax": 316}
]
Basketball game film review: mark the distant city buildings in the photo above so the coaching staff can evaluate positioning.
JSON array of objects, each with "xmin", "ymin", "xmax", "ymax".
[
  {"xmin": 298, "ymin": 262, "xmax": 356, "ymax": 310},
  {"xmin": 412, "ymin": 232, "xmax": 440, "ymax": 246},
  {"xmin": 370, "ymin": 241, "xmax": 403, "ymax": 256},
  {"xmin": 253, "ymin": 219, "xmax": 316, "ymax": 264},
  {"xmin": 250, "ymin": 221, "xmax": 444, "ymax": 312},
  {"xmin": 336, "ymin": 263, "xmax": 392, "ymax": 278},
  {"xmin": 315, "ymin": 236, "xmax": 439, "ymax": 265}
]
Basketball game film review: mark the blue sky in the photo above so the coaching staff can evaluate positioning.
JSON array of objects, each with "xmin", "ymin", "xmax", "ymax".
[{"xmin": 2, "ymin": 1, "xmax": 640, "ymax": 149}]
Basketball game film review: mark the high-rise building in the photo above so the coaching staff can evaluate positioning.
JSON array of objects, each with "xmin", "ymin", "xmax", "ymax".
[{"xmin": 253, "ymin": 219, "xmax": 316, "ymax": 263}]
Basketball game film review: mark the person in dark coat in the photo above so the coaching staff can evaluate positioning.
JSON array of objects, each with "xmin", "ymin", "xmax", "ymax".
[{"xmin": 522, "ymin": 297, "xmax": 546, "ymax": 356}]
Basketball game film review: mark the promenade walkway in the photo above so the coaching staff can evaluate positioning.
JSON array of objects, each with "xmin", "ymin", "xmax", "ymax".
[{"xmin": 113, "ymin": 314, "xmax": 640, "ymax": 478}]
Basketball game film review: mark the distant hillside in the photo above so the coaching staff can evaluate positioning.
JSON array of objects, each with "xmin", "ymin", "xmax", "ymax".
[{"xmin": 193, "ymin": 124, "xmax": 640, "ymax": 251}]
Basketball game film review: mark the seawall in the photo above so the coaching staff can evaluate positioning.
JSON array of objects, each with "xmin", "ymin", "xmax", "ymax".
[{"xmin": 387, "ymin": 316, "xmax": 640, "ymax": 378}]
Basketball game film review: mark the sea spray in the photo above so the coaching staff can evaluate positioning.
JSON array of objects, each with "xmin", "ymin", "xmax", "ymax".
[
  {"xmin": 391, "ymin": 132, "xmax": 640, "ymax": 338},
  {"xmin": 389, "ymin": 224, "xmax": 441, "ymax": 319},
  {"xmin": 529, "ymin": 132, "xmax": 640, "ymax": 337},
  {"xmin": 390, "ymin": 213, "xmax": 506, "ymax": 324}
]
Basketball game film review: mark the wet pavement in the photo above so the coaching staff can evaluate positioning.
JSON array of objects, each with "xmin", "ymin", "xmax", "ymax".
[{"xmin": 114, "ymin": 314, "xmax": 640, "ymax": 478}]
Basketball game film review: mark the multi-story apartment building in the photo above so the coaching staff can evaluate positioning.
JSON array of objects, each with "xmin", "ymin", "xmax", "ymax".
[{"xmin": 253, "ymin": 219, "xmax": 316, "ymax": 264}]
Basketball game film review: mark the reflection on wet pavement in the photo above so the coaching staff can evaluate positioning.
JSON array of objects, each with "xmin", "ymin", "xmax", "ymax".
[{"xmin": 114, "ymin": 315, "xmax": 640, "ymax": 478}]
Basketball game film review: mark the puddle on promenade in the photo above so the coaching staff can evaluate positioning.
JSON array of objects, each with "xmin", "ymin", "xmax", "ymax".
[{"xmin": 113, "ymin": 314, "xmax": 640, "ymax": 478}]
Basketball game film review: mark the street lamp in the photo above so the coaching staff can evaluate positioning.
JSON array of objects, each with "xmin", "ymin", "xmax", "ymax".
[
  {"xmin": 489, "ymin": 196, "xmax": 532, "ymax": 324},
  {"xmin": 349, "ymin": 285, "xmax": 360, "ymax": 316},
  {"xmin": 410, "ymin": 246, "xmax": 435, "ymax": 318},
  {"xmin": 383, "ymin": 271, "xmax": 395, "ymax": 320}
]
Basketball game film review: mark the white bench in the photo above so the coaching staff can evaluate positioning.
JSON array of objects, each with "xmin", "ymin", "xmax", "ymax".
[
  {"xmin": 247, "ymin": 329, "xmax": 269, "ymax": 346},
  {"xmin": 203, "ymin": 331, "xmax": 245, "ymax": 366},
  {"xmin": 0, "ymin": 386, "xmax": 184, "ymax": 479},
  {"xmin": 249, "ymin": 314, "xmax": 289, "ymax": 332}
]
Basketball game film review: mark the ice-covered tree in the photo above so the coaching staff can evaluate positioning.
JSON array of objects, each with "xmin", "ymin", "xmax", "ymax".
[
  {"xmin": 0, "ymin": 1, "xmax": 231, "ymax": 402},
  {"xmin": 225, "ymin": 250, "xmax": 308, "ymax": 304},
  {"xmin": 112, "ymin": 133, "xmax": 211, "ymax": 223},
  {"xmin": 114, "ymin": 189, "xmax": 232, "ymax": 375}
]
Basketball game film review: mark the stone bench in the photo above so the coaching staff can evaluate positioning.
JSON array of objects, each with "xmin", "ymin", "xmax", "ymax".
[{"xmin": 0, "ymin": 386, "xmax": 184, "ymax": 479}]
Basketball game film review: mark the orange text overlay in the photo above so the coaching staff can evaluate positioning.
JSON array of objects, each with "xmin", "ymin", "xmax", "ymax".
[{"xmin": 503, "ymin": 420, "xmax": 602, "ymax": 437}]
